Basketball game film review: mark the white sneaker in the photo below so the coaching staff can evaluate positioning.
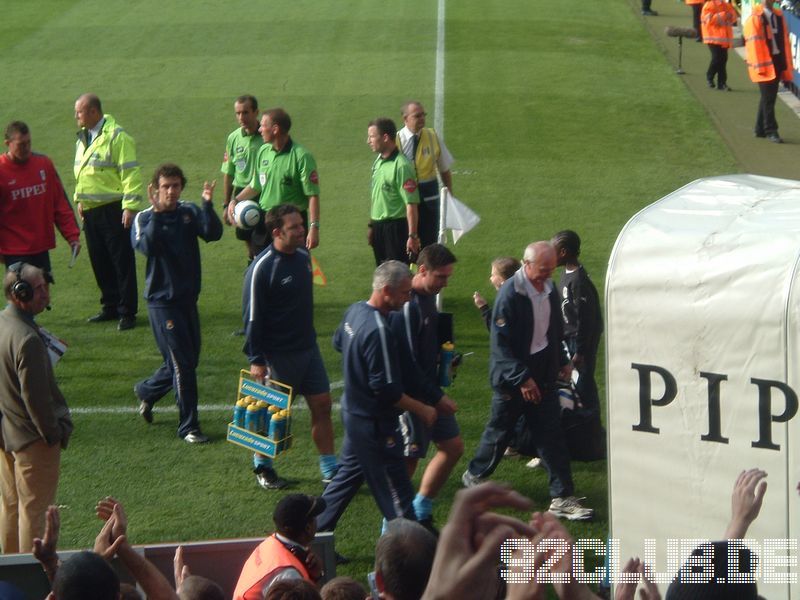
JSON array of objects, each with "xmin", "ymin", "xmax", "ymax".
[
  {"xmin": 548, "ymin": 496, "xmax": 594, "ymax": 521},
  {"xmin": 461, "ymin": 469, "xmax": 484, "ymax": 488},
  {"xmin": 525, "ymin": 457, "xmax": 542, "ymax": 469}
]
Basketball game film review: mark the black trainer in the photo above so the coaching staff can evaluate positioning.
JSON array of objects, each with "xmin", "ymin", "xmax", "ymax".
[
  {"xmin": 118, "ymin": 315, "xmax": 136, "ymax": 331},
  {"xmin": 254, "ymin": 465, "xmax": 288, "ymax": 490},
  {"xmin": 87, "ymin": 308, "xmax": 118, "ymax": 323}
]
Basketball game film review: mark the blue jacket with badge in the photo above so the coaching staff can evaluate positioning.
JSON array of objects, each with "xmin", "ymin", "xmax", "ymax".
[
  {"xmin": 131, "ymin": 200, "xmax": 222, "ymax": 306},
  {"xmin": 489, "ymin": 268, "xmax": 564, "ymax": 392}
]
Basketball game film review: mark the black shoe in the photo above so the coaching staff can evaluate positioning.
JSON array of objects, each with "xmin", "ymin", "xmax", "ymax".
[
  {"xmin": 118, "ymin": 315, "xmax": 136, "ymax": 331},
  {"xmin": 87, "ymin": 308, "xmax": 118, "ymax": 323},
  {"xmin": 334, "ymin": 552, "xmax": 351, "ymax": 565},
  {"xmin": 641, "ymin": 9, "xmax": 658, "ymax": 15},
  {"xmin": 717, "ymin": 84, "xmax": 732, "ymax": 91},
  {"xmin": 183, "ymin": 430, "xmax": 210, "ymax": 444},
  {"xmin": 755, "ymin": 131, "xmax": 766, "ymax": 138},
  {"xmin": 767, "ymin": 133, "xmax": 784, "ymax": 144},
  {"xmin": 418, "ymin": 517, "xmax": 440, "ymax": 537},
  {"xmin": 254, "ymin": 465, "xmax": 288, "ymax": 489},
  {"xmin": 707, "ymin": 79, "xmax": 715, "ymax": 88}
]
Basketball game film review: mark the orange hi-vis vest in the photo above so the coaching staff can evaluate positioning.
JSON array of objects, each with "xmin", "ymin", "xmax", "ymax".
[
  {"xmin": 233, "ymin": 534, "xmax": 312, "ymax": 600},
  {"xmin": 701, "ymin": 0, "xmax": 737, "ymax": 48},
  {"xmin": 744, "ymin": 4, "xmax": 794, "ymax": 83}
]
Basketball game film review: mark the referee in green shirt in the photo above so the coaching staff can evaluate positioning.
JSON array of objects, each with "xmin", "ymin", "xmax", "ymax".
[
  {"xmin": 230, "ymin": 108, "xmax": 321, "ymax": 255},
  {"xmin": 221, "ymin": 95, "xmax": 263, "ymax": 262},
  {"xmin": 367, "ymin": 118, "xmax": 420, "ymax": 265}
]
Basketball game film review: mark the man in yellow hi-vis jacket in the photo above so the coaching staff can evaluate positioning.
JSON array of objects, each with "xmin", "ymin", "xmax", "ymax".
[
  {"xmin": 73, "ymin": 93, "xmax": 145, "ymax": 330},
  {"xmin": 396, "ymin": 101, "xmax": 454, "ymax": 249}
]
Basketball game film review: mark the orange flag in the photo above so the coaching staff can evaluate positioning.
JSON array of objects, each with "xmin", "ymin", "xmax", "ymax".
[{"xmin": 311, "ymin": 256, "xmax": 327, "ymax": 286}]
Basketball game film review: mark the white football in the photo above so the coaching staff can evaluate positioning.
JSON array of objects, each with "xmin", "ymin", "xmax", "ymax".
[{"xmin": 234, "ymin": 200, "xmax": 262, "ymax": 230}]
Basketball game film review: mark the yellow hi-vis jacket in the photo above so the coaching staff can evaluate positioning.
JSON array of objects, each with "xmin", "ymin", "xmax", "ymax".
[
  {"xmin": 396, "ymin": 128, "xmax": 442, "ymax": 183},
  {"xmin": 74, "ymin": 114, "xmax": 144, "ymax": 211},
  {"xmin": 744, "ymin": 4, "xmax": 794, "ymax": 83},
  {"xmin": 701, "ymin": 0, "xmax": 737, "ymax": 48}
]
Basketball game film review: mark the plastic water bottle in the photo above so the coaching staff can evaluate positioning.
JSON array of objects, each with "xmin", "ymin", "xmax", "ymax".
[
  {"xmin": 439, "ymin": 342, "xmax": 455, "ymax": 387},
  {"xmin": 245, "ymin": 404, "xmax": 260, "ymax": 432},
  {"xmin": 269, "ymin": 411, "xmax": 283, "ymax": 442},
  {"xmin": 233, "ymin": 399, "xmax": 247, "ymax": 427},
  {"xmin": 257, "ymin": 401, "xmax": 269, "ymax": 434}
]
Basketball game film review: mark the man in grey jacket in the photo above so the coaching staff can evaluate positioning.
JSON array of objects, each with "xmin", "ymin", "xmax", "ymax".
[{"xmin": 0, "ymin": 263, "xmax": 72, "ymax": 553}]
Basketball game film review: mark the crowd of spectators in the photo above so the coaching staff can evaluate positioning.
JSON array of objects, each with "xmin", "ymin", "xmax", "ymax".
[{"xmin": 4, "ymin": 466, "xmax": 772, "ymax": 599}]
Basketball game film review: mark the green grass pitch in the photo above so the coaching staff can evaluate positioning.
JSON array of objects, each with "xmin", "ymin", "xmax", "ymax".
[{"xmin": 0, "ymin": 0, "xmax": 738, "ymax": 589}]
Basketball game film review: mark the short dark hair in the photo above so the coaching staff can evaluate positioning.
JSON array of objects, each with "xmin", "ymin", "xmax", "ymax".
[
  {"xmin": 272, "ymin": 493, "xmax": 326, "ymax": 539},
  {"xmin": 178, "ymin": 575, "xmax": 225, "ymax": 600},
  {"xmin": 151, "ymin": 163, "xmax": 187, "ymax": 189},
  {"xmin": 320, "ymin": 576, "xmax": 367, "ymax": 600},
  {"xmin": 120, "ymin": 583, "xmax": 143, "ymax": 600},
  {"xmin": 264, "ymin": 204, "xmax": 301, "ymax": 235},
  {"xmin": 265, "ymin": 579, "xmax": 322, "ymax": 600},
  {"xmin": 53, "ymin": 551, "xmax": 120, "ymax": 600},
  {"xmin": 4, "ymin": 121, "xmax": 29, "ymax": 141},
  {"xmin": 374, "ymin": 519, "xmax": 437, "ymax": 600},
  {"xmin": 236, "ymin": 95, "xmax": 258, "ymax": 111},
  {"xmin": 418, "ymin": 243, "xmax": 456, "ymax": 271},
  {"xmin": 265, "ymin": 108, "xmax": 291, "ymax": 133},
  {"xmin": 665, "ymin": 541, "xmax": 759, "ymax": 600},
  {"xmin": 369, "ymin": 117, "xmax": 397, "ymax": 139},
  {"xmin": 552, "ymin": 230, "xmax": 581, "ymax": 259},
  {"xmin": 492, "ymin": 257, "xmax": 519, "ymax": 281}
]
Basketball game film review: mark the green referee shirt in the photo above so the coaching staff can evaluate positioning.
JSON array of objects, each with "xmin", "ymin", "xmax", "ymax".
[
  {"xmin": 248, "ymin": 138, "xmax": 319, "ymax": 212},
  {"xmin": 220, "ymin": 127, "xmax": 263, "ymax": 189},
  {"xmin": 370, "ymin": 149, "xmax": 419, "ymax": 220}
]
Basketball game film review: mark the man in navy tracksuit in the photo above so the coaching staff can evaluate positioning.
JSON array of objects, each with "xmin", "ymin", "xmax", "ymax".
[
  {"xmin": 462, "ymin": 241, "xmax": 593, "ymax": 520},
  {"xmin": 241, "ymin": 205, "xmax": 338, "ymax": 490},
  {"xmin": 388, "ymin": 243, "xmax": 463, "ymax": 532},
  {"xmin": 131, "ymin": 164, "xmax": 222, "ymax": 443},
  {"xmin": 316, "ymin": 261, "xmax": 436, "ymax": 536}
]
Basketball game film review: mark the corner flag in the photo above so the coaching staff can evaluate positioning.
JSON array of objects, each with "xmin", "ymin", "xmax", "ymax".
[{"xmin": 440, "ymin": 187, "xmax": 480, "ymax": 244}]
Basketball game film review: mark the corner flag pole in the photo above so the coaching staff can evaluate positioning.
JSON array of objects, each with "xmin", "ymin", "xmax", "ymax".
[{"xmin": 436, "ymin": 186, "xmax": 449, "ymax": 311}]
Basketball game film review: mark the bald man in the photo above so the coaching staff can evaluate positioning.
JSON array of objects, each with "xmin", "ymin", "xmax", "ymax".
[
  {"xmin": 73, "ymin": 93, "xmax": 144, "ymax": 331},
  {"xmin": 462, "ymin": 242, "xmax": 593, "ymax": 521}
]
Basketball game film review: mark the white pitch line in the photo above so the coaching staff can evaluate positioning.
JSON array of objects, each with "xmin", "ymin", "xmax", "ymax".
[
  {"xmin": 70, "ymin": 380, "xmax": 344, "ymax": 415},
  {"xmin": 434, "ymin": 0, "xmax": 446, "ymax": 137}
]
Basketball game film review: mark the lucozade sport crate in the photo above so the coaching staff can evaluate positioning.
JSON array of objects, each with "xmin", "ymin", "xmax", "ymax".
[{"xmin": 226, "ymin": 370, "xmax": 293, "ymax": 458}]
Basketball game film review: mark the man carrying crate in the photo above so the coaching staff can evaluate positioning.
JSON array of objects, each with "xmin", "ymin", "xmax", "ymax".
[{"xmin": 242, "ymin": 204, "xmax": 337, "ymax": 489}]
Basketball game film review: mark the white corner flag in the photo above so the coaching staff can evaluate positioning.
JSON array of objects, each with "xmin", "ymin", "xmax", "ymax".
[{"xmin": 439, "ymin": 187, "xmax": 480, "ymax": 244}]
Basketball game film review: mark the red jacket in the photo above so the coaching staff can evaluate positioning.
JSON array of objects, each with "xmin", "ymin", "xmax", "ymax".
[{"xmin": 0, "ymin": 153, "xmax": 80, "ymax": 255}]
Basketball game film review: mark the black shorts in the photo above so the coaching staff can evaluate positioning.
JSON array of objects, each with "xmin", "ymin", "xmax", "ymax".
[{"xmin": 371, "ymin": 218, "xmax": 410, "ymax": 265}]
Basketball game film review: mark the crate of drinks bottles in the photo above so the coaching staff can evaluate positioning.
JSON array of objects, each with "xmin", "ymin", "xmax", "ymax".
[{"xmin": 226, "ymin": 370, "xmax": 293, "ymax": 458}]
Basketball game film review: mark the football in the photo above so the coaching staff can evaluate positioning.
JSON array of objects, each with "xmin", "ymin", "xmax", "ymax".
[{"xmin": 233, "ymin": 200, "xmax": 263, "ymax": 230}]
